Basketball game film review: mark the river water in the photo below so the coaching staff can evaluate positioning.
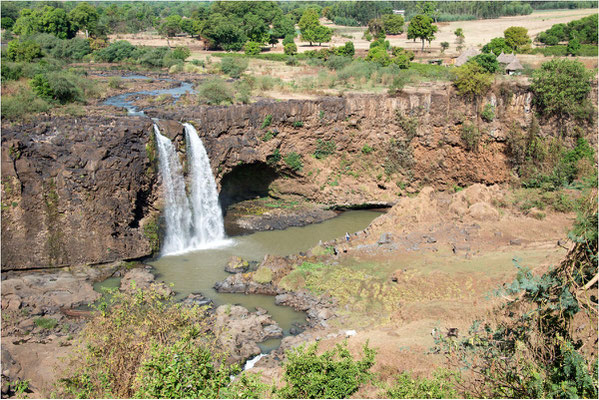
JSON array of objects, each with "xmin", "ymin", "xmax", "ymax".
[{"xmin": 149, "ymin": 210, "xmax": 381, "ymax": 352}]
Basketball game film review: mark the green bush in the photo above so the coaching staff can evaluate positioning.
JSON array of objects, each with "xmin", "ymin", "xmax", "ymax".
[
  {"xmin": 314, "ymin": 139, "xmax": 336, "ymax": 159},
  {"xmin": 261, "ymin": 114, "xmax": 273, "ymax": 129},
  {"xmin": 6, "ymin": 40, "xmax": 42, "ymax": 62},
  {"xmin": 453, "ymin": 62, "xmax": 494, "ymax": 100},
  {"xmin": 108, "ymin": 76, "xmax": 123, "ymax": 89},
  {"xmin": 325, "ymin": 55, "xmax": 352, "ymax": 71},
  {"xmin": 284, "ymin": 152, "xmax": 303, "ymax": 171},
  {"xmin": 1, "ymin": 87, "xmax": 50, "ymax": 120},
  {"xmin": 284, "ymin": 42, "xmax": 298, "ymax": 56},
  {"xmin": 34, "ymin": 317, "xmax": 58, "ymax": 330},
  {"xmin": 481, "ymin": 104, "xmax": 495, "ymax": 122},
  {"xmin": 384, "ymin": 370, "xmax": 459, "ymax": 399},
  {"xmin": 278, "ymin": 341, "xmax": 376, "ymax": 399},
  {"xmin": 282, "ymin": 34, "xmax": 295, "ymax": 46},
  {"xmin": 135, "ymin": 338, "xmax": 266, "ymax": 398},
  {"xmin": 197, "ymin": 78, "xmax": 234, "ymax": 105},
  {"xmin": 361, "ymin": 144, "xmax": 374, "ymax": 154},
  {"xmin": 460, "ymin": 122, "xmax": 480, "ymax": 151},
  {"xmin": 220, "ymin": 57, "xmax": 248, "ymax": 79},
  {"xmin": 244, "ymin": 41, "xmax": 262, "ymax": 56},
  {"xmin": 1, "ymin": 62, "xmax": 24, "ymax": 81},
  {"xmin": 171, "ymin": 46, "xmax": 190, "ymax": 60},
  {"xmin": 471, "ymin": 53, "xmax": 499, "ymax": 73},
  {"xmin": 94, "ymin": 40, "xmax": 136, "ymax": 62},
  {"xmin": 266, "ymin": 149, "xmax": 281, "ymax": 166}
]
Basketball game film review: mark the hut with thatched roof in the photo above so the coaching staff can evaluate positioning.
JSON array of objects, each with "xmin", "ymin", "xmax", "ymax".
[
  {"xmin": 497, "ymin": 52, "xmax": 517, "ymax": 64},
  {"xmin": 454, "ymin": 48, "xmax": 481, "ymax": 66},
  {"xmin": 505, "ymin": 58, "xmax": 524, "ymax": 75}
]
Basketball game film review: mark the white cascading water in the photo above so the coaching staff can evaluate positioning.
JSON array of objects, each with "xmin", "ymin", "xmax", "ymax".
[
  {"xmin": 184, "ymin": 122, "xmax": 226, "ymax": 246},
  {"xmin": 153, "ymin": 123, "xmax": 227, "ymax": 255}
]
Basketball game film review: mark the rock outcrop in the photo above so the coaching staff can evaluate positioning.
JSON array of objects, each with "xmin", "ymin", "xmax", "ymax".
[{"xmin": 1, "ymin": 116, "xmax": 158, "ymax": 270}]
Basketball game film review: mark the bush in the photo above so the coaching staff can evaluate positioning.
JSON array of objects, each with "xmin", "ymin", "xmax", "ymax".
[
  {"xmin": 471, "ymin": 53, "xmax": 499, "ymax": 73},
  {"xmin": 278, "ymin": 341, "xmax": 376, "ymax": 399},
  {"xmin": 1, "ymin": 62, "xmax": 24, "ymax": 81},
  {"xmin": 94, "ymin": 40, "xmax": 136, "ymax": 62},
  {"xmin": 108, "ymin": 76, "xmax": 123, "ymax": 89},
  {"xmin": 284, "ymin": 43, "xmax": 298, "ymax": 56},
  {"xmin": 282, "ymin": 34, "xmax": 295, "ymax": 46},
  {"xmin": 1, "ymin": 86, "xmax": 50, "ymax": 119},
  {"xmin": 135, "ymin": 338, "xmax": 266, "ymax": 398},
  {"xmin": 460, "ymin": 122, "xmax": 480, "ymax": 151},
  {"xmin": 314, "ymin": 139, "xmax": 336, "ymax": 159},
  {"xmin": 58, "ymin": 287, "xmax": 212, "ymax": 398},
  {"xmin": 481, "ymin": 104, "xmax": 495, "ymax": 122},
  {"xmin": 325, "ymin": 55, "xmax": 352, "ymax": 70},
  {"xmin": 530, "ymin": 59, "xmax": 593, "ymax": 120},
  {"xmin": 453, "ymin": 62, "xmax": 494, "ymax": 100},
  {"xmin": 244, "ymin": 41, "xmax": 262, "ymax": 56},
  {"xmin": 220, "ymin": 57, "xmax": 248, "ymax": 79},
  {"xmin": 197, "ymin": 78, "xmax": 234, "ymax": 105},
  {"xmin": 385, "ymin": 370, "xmax": 459, "ymax": 399},
  {"xmin": 34, "ymin": 317, "xmax": 58, "ymax": 329},
  {"xmin": 284, "ymin": 152, "xmax": 303, "ymax": 171},
  {"xmin": 335, "ymin": 41, "xmax": 355, "ymax": 57},
  {"xmin": 261, "ymin": 114, "xmax": 272, "ymax": 129},
  {"xmin": 171, "ymin": 46, "xmax": 190, "ymax": 60},
  {"xmin": 361, "ymin": 144, "xmax": 374, "ymax": 154},
  {"xmin": 6, "ymin": 40, "xmax": 42, "ymax": 62}
]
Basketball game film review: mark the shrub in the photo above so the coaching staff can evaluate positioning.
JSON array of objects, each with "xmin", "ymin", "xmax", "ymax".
[
  {"xmin": 361, "ymin": 144, "xmax": 374, "ymax": 154},
  {"xmin": 481, "ymin": 104, "xmax": 495, "ymax": 122},
  {"xmin": 335, "ymin": 41, "xmax": 355, "ymax": 57},
  {"xmin": 453, "ymin": 62, "xmax": 494, "ymax": 100},
  {"xmin": 1, "ymin": 62, "xmax": 24, "ymax": 81},
  {"xmin": 325, "ymin": 55, "xmax": 352, "ymax": 70},
  {"xmin": 292, "ymin": 121, "xmax": 304, "ymax": 128},
  {"xmin": 284, "ymin": 42, "xmax": 298, "ymax": 56},
  {"xmin": 278, "ymin": 341, "xmax": 376, "ymax": 399},
  {"xmin": 34, "ymin": 317, "xmax": 58, "ymax": 330},
  {"xmin": 171, "ymin": 46, "xmax": 190, "ymax": 60},
  {"xmin": 94, "ymin": 40, "xmax": 136, "ymax": 62},
  {"xmin": 261, "ymin": 114, "xmax": 273, "ymax": 129},
  {"xmin": 385, "ymin": 370, "xmax": 459, "ymax": 399},
  {"xmin": 530, "ymin": 59, "xmax": 593, "ymax": 120},
  {"xmin": 365, "ymin": 46, "xmax": 391, "ymax": 67},
  {"xmin": 1, "ymin": 86, "xmax": 50, "ymax": 120},
  {"xmin": 235, "ymin": 80, "xmax": 252, "ymax": 104},
  {"xmin": 197, "ymin": 78, "xmax": 234, "ymax": 105},
  {"xmin": 6, "ymin": 40, "xmax": 42, "ymax": 62},
  {"xmin": 282, "ymin": 34, "xmax": 295, "ymax": 46},
  {"xmin": 266, "ymin": 149, "xmax": 281, "ymax": 165},
  {"xmin": 52, "ymin": 37, "xmax": 92, "ymax": 60},
  {"xmin": 314, "ymin": 139, "xmax": 336, "ymax": 159},
  {"xmin": 108, "ymin": 76, "xmax": 123, "ymax": 89},
  {"xmin": 471, "ymin": 53, "xmax": 499, "ymax": 73},
  {"xmin": 284, "ymin": 152, "xmax": 303, "ymax": 171},
  {"xmin": 58, "ymin": 287, "xmax": 212, "ymax": 398},
  {"xmin": 135, "ymin": 338, "xmax": 266, "ymax": 398},
  {"xmin": 460, "ymin": 122, "xmax": 480, "ymax": 151},
  {"xmin": 220, "ymin": 57, "xmax": 248, "ymax": 79},
  {"xmin": 244, "ymin": 41, "xmax": 262, "ymax": 56}
]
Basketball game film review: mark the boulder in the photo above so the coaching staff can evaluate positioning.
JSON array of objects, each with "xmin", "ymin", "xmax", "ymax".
[
  {"xmin": 120, "ymin": 268, "xmax": 172, "ymax": 297},
  {"xmin": 224, "ymin": 256, "xmax": 250, "ymax": 274}
]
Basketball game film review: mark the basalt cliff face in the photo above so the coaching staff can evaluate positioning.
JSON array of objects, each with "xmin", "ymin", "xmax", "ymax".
[
  {"xmin": 2, "ymin": 83, "xmax": 595, "ymax": 270},
  {"xmin": 1, "ymin": 116, "xmax": 158, "ymax": 270}
]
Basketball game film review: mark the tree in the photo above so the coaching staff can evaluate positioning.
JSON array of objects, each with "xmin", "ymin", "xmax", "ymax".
[
  {"xmin": 13, "ymin": 6, "xmax": 76, "ymax": 39},
  {"xmin": 367, "ymin": 18, "xmax": 385, "ymax": 38},
  {"xmin": 244, "ymin": 41, "xmax": 261, "ymax": 55},
  {"xmin": 159, "ymin": 15, "xmax": 182, "ymax": 38},
  {"xmin": 271, "ymin": 14, "xmax": 295, "ymax": 39},
  {"xmin": 504, "ymin": 26, "xmax": 531, "ymax": 51},
  {"xmin": 68, "ymin": 2, "xmax": 98, "ymax": 38},
  {"xmin": 242, "ymin": 13, "xmax": 269, "ymax": 44},
  {"xmin": 440, "ymin": 41, "xmax": 449, "ymax": 53},
  {"xmin": 454, "ymin": 28, "xmax": 464, "ymax": 39},
  {"xmin": 530, "ymin": 59, "xmax": 592, "ymax": 119},
  {"xmin": 453, "ymin": 62, "xmax": 494, "ymax": 100},
  {"xmin": 417, "ymin": 1, "xmax": 440, "ymax": 22},
  {"xmin": 407, "ymin": 14, "xmax": 438, "ymax": 52},
  {"xmin": 298, "ymin": 8, "xmax": 331, "ymax": 46},
  {"xmin": 382, "ymin": 14, "xmax": 404, "ymax": 35},
  {"xmin": 471, "ymin": 53, "xmax": 499, "ymax": 73},
  {"xmin": 198, "ymin": 13, "xmax": 247, "ymax": 51},
  {"xmin": 567, "ymin": 36, "xmax": 580, "ymax": 56},
  {"xmin": 482, "ymin": 37, "xmax": 512, "ymax": 56},
  {"xmin": 366, "ymin": 46, "xmax": 391, "ymax": 66}
]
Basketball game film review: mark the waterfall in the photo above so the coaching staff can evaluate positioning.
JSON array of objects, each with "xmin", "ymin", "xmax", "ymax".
[
  {"xmin": 153, "ymin": 123, "xmax": 228, "ymax": 255},
  {"xmin": 184, "ymin": 123, "xmax": 226, "ymax": 246}
]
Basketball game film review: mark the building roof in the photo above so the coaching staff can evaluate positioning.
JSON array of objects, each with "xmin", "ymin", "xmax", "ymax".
[
  {"xmin": 505, "ymin": 58, "xmax": 524, "ymax": 70},
  {"xmin": 455, "ymin": 48, "xmax": 481, "ymax": 66},
  {"xmin": 497, "ymin": 52, "xmax": 517, "ymax": 64}
]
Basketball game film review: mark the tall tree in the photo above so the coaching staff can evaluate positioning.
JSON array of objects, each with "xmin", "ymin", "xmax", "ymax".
[
  {"xmin": 298, "ymin": 8, "xmax": 331, "ymax": 46},
  {"xmin": 504, "ymin": 26, "xmax": 531, "ymax": 51},
  {"xmin": 68, "ymin": 2, "xmax": 98, "ymax": 38},
  {"xmin": 407, "ymin": 14, "xmax": 438, "ymax": 52}
]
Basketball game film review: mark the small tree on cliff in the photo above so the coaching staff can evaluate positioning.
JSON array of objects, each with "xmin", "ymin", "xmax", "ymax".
[{"xmin": 407, "ymin": 14, "xmax": 437, "ymax": 52}]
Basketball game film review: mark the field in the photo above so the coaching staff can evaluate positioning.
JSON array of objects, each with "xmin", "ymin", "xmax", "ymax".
[{"xmin": 110, "ymin": 8, "xmax": 597, "ymax": 59}]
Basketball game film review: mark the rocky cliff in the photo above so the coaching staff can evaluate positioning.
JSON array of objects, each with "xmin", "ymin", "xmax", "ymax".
[
  {"xmin": 2, "ymin": 82, "xmax": 595, "ymax": 270},
  {"xmin": 1, "ymin": 116, "xmax": 158, "ymax": 270}
]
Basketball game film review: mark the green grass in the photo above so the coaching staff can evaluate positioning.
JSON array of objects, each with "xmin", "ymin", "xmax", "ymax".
[{"xmin": 34, "ymin": 317, "xmax": 58, "ymax": 330}]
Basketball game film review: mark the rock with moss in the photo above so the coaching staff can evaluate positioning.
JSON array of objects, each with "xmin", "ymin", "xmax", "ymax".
[{"xmin": 224, "ymin": 256, "xmax": 250, "ymax": 274}]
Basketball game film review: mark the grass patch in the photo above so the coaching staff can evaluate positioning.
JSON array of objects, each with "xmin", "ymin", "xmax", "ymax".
[
  {"xmin": 253, "ymin": 266, "xmax": 273, "ymax": 284},
  {"xmin": 34, "ymin": 317, "xmax": 58, "ymax": 330}
]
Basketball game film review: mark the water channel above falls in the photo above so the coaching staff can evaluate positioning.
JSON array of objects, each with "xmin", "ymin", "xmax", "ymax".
[
  {"xmin": 149, "ymin": 210, "xmax": 382, "ymax": 352},
  {"xmin": 102, "ymin": 75, "xmax": 194, "ymax": 116}
]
